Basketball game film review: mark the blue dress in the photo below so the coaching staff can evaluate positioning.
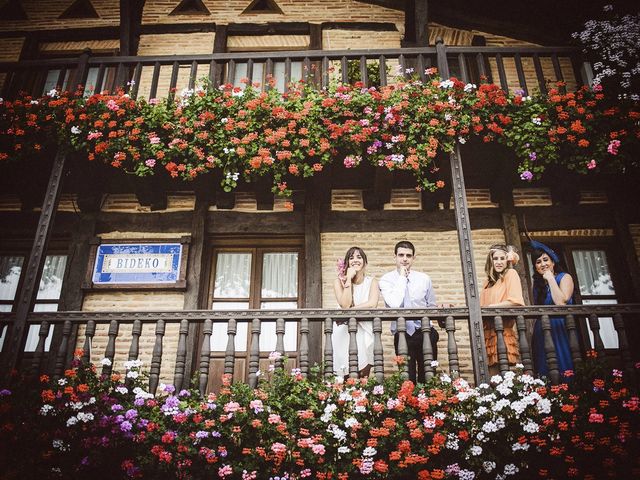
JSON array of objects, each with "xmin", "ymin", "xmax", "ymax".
[{"xmin": 532, "ymin": 272, "xmax": 574, "ymax": 377}]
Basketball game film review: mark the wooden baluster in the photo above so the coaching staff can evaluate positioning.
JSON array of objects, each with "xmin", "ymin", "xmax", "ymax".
[
  {"xmin": 417, "ymin": 54, "xmax": 427, "ymax": 82},
  {"xmin": 551, "ymin": 54, "xmax": 564, "ymax": 84},
  {"xmin": 284, "ymin": 57, "xmax": 292, "ymax": 92},
  {"xmin": 445, "ymin": 315, "xmax": 459, "ymax": 378},
  {"xmin": 359, "ymin": 56, "xmax": 368, "ymax": 87},
  {"xmin": 514, "ymin": 53, "xmax": 528, "ymax": 95},
  {"xmin": 53, "ymin": 320, "xmax": 72, "ymax": 381},
  {"xmin": 55, "ymin": 68, "xmax": 67, "ymax": 90},
  {"xmin": 168, "ymin": 61, "xmax": 179, "ymax": 101},
  {"xmin": 148, "ymin": 320, "xmax": 165, "ymax": 395},
  {"xmin": 378, "ymin": 55, "xmax": 387, "ymax": 87},
  {"xmin": 149, "ymin": 61, "xmax": 161, "ymax": 99},
  {"xmin": 94, "ymin": 64, "xmax": 106, "ymax": 93},
  {"xmin": 82, "ymin": 319, "xmax": 95, "ymax": 366},
  {"xmin": 245, "ymin": 59, "xmax": 254, "ymax": 86},
  {"xmin": 322, "ymin": 57, "xmax": 330, "ymax": 89},
  {"xmin": 130, "ymin": 62, "xmax": 142, "ymax": 99},
  {"xmin": 188, "ymin": 60, "xmax": 198, "ymax": 90},
  {"xmin": 494, "ymin": 53, "xmax": 509, "ymax": 92},
  {"xmin": 422, "ymin": 317, "xmax": 435, "ymax": 381},
  {"xmin": 494, "ymin": 316, "xmax": 509, "ymax": 375},
  {"xmin": 30, "ymin": 320, "xmax": 50, "ymax": 378},
  {"xmin": 248, "ymin": 318, "xmax": 261, "ymax": 388},
  {"xmin": 224, "ymin": 319, "xmax": 237, "ymax": 377},
  {"xmin": 398, "ymin": 54, "xmax": 407, "ymax": 78},
  {"xmin": 588, "ymin": 313, "xmax": 606, "ymax": 357},
  {"xmin": 275, "ymin": 318, "xmax": 286, "ymax": 370},
  {"xmin": 340, "ymin": 56, "xmax": 349, "ymax": 84},
  {"xmin": 612, "ymin": 313, "xmax": 634, "ymax": 380},
  {"xmin": 532, "ymin": 54, "xmax": 546, "ymax": 94},
  {"xmin": 516, "ymin": 315, "xmax": 533, "ymax": 374},
  {"xmin": 324, "ymin": 317, "xmax": 334, "ymax": 379},
  {"xmin": 128, "ymin": 319, "xmax": 141, "ymax": 361},
  {"xmin": 227, "ymin": 59, "xmax": 236, "ymax": 86},
  {"xmin": 199, "ymin": 319, "xmax": 213, "ymax": 396},
  {"xmin": 208, "ymin": 60, "xmax": 219, "ymax": 87},
  {"xmin": 173, "ymin": 319, "xmax": 189, "ymax": 392},
  {"xmin": 541, "ymin": 314, "xmax": 560, "ymax": 384},
  {"xmin": 457, "ymin": 53, "xmax": 469, "ymax": 83},
  {"xmin": 113, "ymin": 62, "xmax": 125, "ymax": 90},
  {"xmin": 265, "ymin": 58, "xmax": 274, "ymax": 91},
  {"xmin": 299, "ymin": 318, "xmax": 309, "ymax": 378},
  {"xmin": 396, "ymin": 317, "xmax": 409, "ymax": 380},
  {"xmin": 348, "ymin": 317, "xmax": 358, "ymax": 378},
  {"xmin": 565, "ymin": 314, "xmax": 582, "ymax": 368},
  {"xmin": 475, "ymin": 52, "xmax": 487, "ymax": 81},
  {"xmin": 302, "ymin": 57, "xmax": 311, "ymax": 84},
  {"xmin": 101, "ymin": 320, "xmax": 119, "ymax": 377},
  {"xmin": 373, "ymin": 317, "xmax": 384, "ymax": 383}
]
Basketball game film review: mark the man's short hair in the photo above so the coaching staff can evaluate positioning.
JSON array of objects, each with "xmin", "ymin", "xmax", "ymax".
[{"xmin": 394, "ymin": 241, "xmax": 415, "ymax": 255}]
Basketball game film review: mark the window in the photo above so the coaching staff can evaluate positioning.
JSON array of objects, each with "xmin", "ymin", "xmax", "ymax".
[
  {"xmin": 570, "ymin": 249, "xmax": 619, "ymax": 349},
  {"xmin": 0, "ymin": 253, "xmax": 67, "ymax": 352},
  {"xmin": 209, "ymin": 247, "xmax": 300, "ymax": 352}
]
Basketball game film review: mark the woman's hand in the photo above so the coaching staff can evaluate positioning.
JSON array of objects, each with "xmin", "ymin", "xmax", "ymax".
[
  {"xmin": 345, "ymin": 266, "xmax": 357, "ymax": 282},
  {"xmin": 542, "ymin": 269, "xmax": 556, "ymax": 283}
]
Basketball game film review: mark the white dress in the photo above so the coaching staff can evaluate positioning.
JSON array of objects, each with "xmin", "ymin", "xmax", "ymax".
[{"xmin": 332, "ymin": 276, "xmax": 375, "ymax": 376}]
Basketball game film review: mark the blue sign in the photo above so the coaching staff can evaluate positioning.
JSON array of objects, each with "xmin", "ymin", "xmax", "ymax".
[{"xmin": 92, "ymin": 243, "xmax": 183, "ymax": 284}]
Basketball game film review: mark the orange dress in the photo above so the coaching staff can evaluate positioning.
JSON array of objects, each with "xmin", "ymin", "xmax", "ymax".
[{"xmin": 480, "ymin": 269, "xmax": 525, "ymax": 366}]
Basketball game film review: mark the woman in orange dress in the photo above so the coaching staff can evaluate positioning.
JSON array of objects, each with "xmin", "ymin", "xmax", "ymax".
[{"xmin": 480, "ymin": 244, "xmax": 525, "ymax": 376}]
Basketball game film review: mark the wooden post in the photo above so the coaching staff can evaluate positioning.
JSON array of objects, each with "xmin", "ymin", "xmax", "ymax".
[
  {"xmin": 182, "ymin": 198, "xmax": 208, "ymax": 387},
  {"xmin": 403, "ymin": 0, "xmax": 429, "ymax": 46},
  {"xmin": 304, "ymin": 190, "xmax": 323, "ymax": 367},
  {"xmin": 1, "ymin": 152, "xmax": 67, "ymax": 380},
  {"xmin": 449, "ymin": 144, "xmax": 489, "ymax": 384}
]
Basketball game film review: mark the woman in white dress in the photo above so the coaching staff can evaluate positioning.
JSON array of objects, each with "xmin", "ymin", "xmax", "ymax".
[{"xmin": 332, "ymin": 246, "xmax": 379, "ymax": 378}]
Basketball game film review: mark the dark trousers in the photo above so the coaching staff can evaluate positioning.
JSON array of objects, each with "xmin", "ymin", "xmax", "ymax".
[{"xmin": 394, "ymin": 329, "xmax": 438, "ymax": 384}]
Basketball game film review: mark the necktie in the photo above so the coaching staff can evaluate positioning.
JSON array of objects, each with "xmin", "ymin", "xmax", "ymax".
[{"xmin": 403, "ymin": 282, "xmax": 415, "ymax": 336}]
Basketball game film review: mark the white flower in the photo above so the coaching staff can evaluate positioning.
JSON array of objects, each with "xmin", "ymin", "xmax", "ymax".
[
  {"xmin": 531, "ymin": 116, "xmax": 542, "ymax": 125},
  {"xmin": 430, "ymin": 360, "xmax": 439, "ymax": 367},
  {"xmin": 100, "ymin": 358, "xmax": 112, "ymax": 366},
  {"xmin": 71, "ymin": 126, "xmax": 81, "ymax": 134},
  {"xmin": 372, "ymin": 385, "xmax": 384, "ymax": 395},
  {"xmin": 458, "ymin": 136, "xmax": 467, "ymax": 144},
  {"xmin": 57, "ymin": 378, "xmax": 67, "ymax": 386},
  {"xmin": 504, "ymin": 464, "xmax": 519, "ymax": 475},
  {"xmin": 459, "ymin": 469, "xmax": 475, "ymax": 480},
  {"xmin": 30, "ymin": 100, "xmax": 39, "ymax": 105},
  {"xmin": 126, "ymin": 370, "xmax": 139, "ymax": 379},
  {"xmin": 344, "ymin": 417, "xmax": 359, "ymax": 429},
  {"xmin": 77, "ymin": 412, "xmax": 94, "ymax": 422},
  {"xmin": 124, "ymin": 359, "xmax": 142, "ymax": 370},
  {"xmin": 362, "ymin": 446, "xmax": 377, "ymax": 457},
  {"xmin": 523, "ymin": 421, "xmax": 539, "ymax": 433},
  {"xmin": 116, "ymin": 386, "xmax": 129, "ymax": 394},
  {"xmin": 40, "ymin": 404, "xmax": 54, "ymax": 415},
  {"xmin": 439, "ymin": 79, "xmax": 454, "ymax": 89},
  {"xmin": 537, "ymin": 398, "xmax": 552, "ymax": 414},
  {"xmin": 483, "ymin": 461, "xmax": 496, "ymax": 473},
  {"xmin": 47, "ymin": 88, "xmax": 58, "ymax": 98},
  {"xmin": 446, "ymin": 438, "xmax": 459, "ymax": 450},
  {"xmin": 337, "ymin": 446, "xmax": 351, "ymax": 454},
  {"xmin": 464, "ymin": 83, "xmax": 477, "ymax": 92},
  {"xmin": 66, "ymin": 416, "xmax": 78, "ymax": 426},
  {"xmin": 512, "ymin": 441, "xmax": 530, "ymax": 451},
  {"xmin": 232, "ymin": 89, "xmax": 244, "ymax": 97},
  {"xmin": 469, "ymin": 445, "xmax": 482, "ymax": 456}
]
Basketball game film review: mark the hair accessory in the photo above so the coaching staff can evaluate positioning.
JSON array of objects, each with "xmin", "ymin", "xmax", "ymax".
[{"xmin": 529, "ymin": 239, "xmax": 560, "ymax": 263}]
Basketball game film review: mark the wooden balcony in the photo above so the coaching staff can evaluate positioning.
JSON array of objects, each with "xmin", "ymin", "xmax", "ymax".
[
  {"xmin": 1, "ymin": 303, "xmax": 637, "ymax": 391},
  {"xmin": 0, "ymin": 42, "xmax": 591, "ymax": 102}
]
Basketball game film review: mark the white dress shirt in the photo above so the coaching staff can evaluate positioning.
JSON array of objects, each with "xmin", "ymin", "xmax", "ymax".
[{"xmin": 379, "ymin": 269, "xmax": 437, "ymax": 334}]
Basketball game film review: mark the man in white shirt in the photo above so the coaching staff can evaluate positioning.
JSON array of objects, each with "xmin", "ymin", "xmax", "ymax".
[{"xmin": 379, "ymin": 241, "xmax": 438, "ymax": 383}]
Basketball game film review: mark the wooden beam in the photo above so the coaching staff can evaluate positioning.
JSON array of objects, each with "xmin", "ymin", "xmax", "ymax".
[
  {"xmin": 1, "ymin": 152, "xmax": 67, "ymax": 379},
  {"xmin": 120, "ymin": 0, "xmax": 132, "ymax": 56},
  {"xmin": 208, "ymin": 211, "xmax": 304, "ymax": 235},
  {"xmin": 96, "ymin": 211, "xmax": 193, "ymax": 233},
  {"xmin": 182, "ymin": 199, "xmax": 208, "ymax": 389},
  {"xmin": 499, "ymin": 197, "xmax": 531, "ymax": 305},
  {"xmin": 303, "ymin": 190, "xmax": 323, "ymax": 367}
]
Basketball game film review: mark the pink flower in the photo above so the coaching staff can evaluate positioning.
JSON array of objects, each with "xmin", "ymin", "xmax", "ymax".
[
  {"xmin": 520, "ymin": 170, "xmax": 533, "ymax": 181},
  {"xmin": 145, "ymin": 159, "xmax": 156, "ymax": 168},
  {"xmin": 343, "ymin": 155, "xmax": 361, "ymax": 168},
  {"xmin": 106, "ymin": 99, "xmax": 119, "ymax": 111},
  {"xmin": 336, "ymin": 258, "xmax": 346, "ymax": 279},
  {"xmin": 268, "ymin": 413, "xmax": 281, "ymax": 424},
  {"xmin": 311, "ymin": 444, "xmax": 326, "ymax": 455},
  {"xmin": 271, "ymin": 442, "xmax": 287, "ymax": 454},
  {"xmin": 223, "ymin": 401, "xmax": 240, "ymax": 413},
  {"xmin": 587, "ymin": 160, "xmax": 597, "ymax": 169},
  {"xmin": 218, "ymin": 465, "xmax": 232, "ymax": 478},
  {"xmin": 607, "ymin": 139, "xmax": 621, "ymax": 155},
  {"xmin": 87, "ymin": 131, "xmax": 103, "ymax": 140},
  {"xmin": 149, "ymin": 136, "xmax": 160, "ymax": 144}
]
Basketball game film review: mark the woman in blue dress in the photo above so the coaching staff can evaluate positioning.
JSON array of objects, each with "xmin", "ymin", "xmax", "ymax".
[{"xmin": 530, "ymin": 241, "xmax": 575, "ymax": 377}]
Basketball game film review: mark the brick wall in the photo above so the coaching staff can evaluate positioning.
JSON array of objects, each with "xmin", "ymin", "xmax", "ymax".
[
  {"xmin": 321, "ymin": 228, "xmax": 506, "ymax": 380},
  {"xmin": 101, "ymin": 193, "xmax": 196, "ymax": 212},
  {"xmin": 141, "ymin": 1, "xmax": 404, "ymax": 28},
  {"xmin": 0, "ymin": 0, "xmax": 121, "ymax": 31},
  {"xmin": 135, "ymin": 32, "xmax": 217, "ymax": 99},
  {"xmin": 0, "ymin": 37, "xmax": 24, "ymax": 89}
]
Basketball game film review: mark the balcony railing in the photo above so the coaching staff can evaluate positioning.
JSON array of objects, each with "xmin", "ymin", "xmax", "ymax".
[
  {"xmin": 0, "ymin": 42, "xmax": 590, "ymax": 102},
  {"xmin": 1, "ymin": 304, "xmax": 637, "ymax": 391}
]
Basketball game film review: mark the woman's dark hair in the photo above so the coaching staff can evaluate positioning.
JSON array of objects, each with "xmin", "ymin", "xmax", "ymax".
[
  {"xmin": 344, "ymin": 246, "xmax": 368, "ymax": 269},
  {"xmin": 531, "ymin": 248, "xmax": 564, "ymax": 304}
]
